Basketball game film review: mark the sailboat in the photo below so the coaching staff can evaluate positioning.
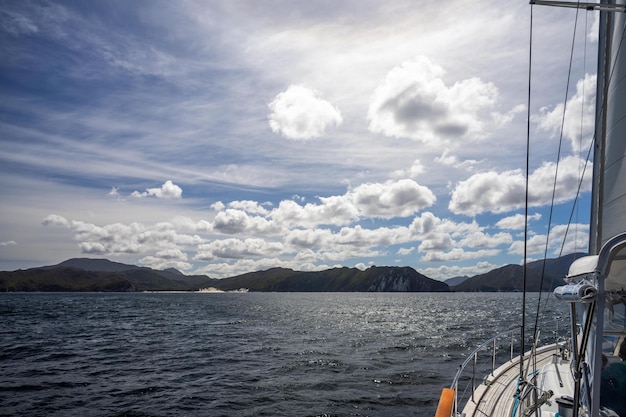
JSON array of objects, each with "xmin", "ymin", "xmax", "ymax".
[{"xmin": 435, "ymin": 1, "xmax": 626, "ymax": 416}]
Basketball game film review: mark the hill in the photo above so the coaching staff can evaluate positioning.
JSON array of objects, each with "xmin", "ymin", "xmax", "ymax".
[
  {"xmin": 444, "ymin": 275, "xmax": 469, "ymax": 286},
  {"xmin": 0, "ymin": 259, "xmax": 218, "ymax": 292},
  {"xmin": 526, "ymin": 253, "xmax": 584, "ymax": 280},
  {"xmin": 216, "ymin": 265, "xmax": 449, "ymax": 292},
  {"xmin": 451, "ymin": 253, "xmax": 585, "ymax": 292}
]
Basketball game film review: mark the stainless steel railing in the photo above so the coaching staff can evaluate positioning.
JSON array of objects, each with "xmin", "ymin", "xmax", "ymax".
[
  {"xmin": 449, "ymin": 320, "xmax": 567, "ymax": 417},
  {"xmin": 450, "ymin": 326, "xmax": 519, "ymax": 416}
]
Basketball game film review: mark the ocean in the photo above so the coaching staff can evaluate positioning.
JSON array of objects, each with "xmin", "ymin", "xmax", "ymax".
[{"xmin": 0, "ymin": 292, "xmax": 568, "ymax": 416}]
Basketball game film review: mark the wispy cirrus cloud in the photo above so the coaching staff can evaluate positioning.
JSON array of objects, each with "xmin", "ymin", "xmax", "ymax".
[{"xmin": 0, "ymin": 8, "xmax": 39, "ymax": 36}]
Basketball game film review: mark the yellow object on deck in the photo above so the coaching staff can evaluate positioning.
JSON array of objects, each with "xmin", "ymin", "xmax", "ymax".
[{"xmin": 434, "ymin": 387, "xmax": 455, "ymax": 417}]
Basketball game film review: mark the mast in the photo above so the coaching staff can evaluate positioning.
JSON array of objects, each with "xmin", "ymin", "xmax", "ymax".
[{"xmin": 589, "ymin": 3, "xmax": 608, "ymax": 256}]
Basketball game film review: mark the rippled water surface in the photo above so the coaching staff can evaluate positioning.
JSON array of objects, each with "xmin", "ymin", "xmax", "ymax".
[{"xmin": 0, "ymin": 292, "xmax": 568, "ymax": 416}]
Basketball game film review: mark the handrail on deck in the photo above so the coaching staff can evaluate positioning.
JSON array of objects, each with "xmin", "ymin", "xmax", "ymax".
[
  {"xmin": 450, "ymin": 326, "xmax": 518, "ymax": 416},
  {"xmin": 450, "ymin": 326, "xmax": 518, "ymax": 389},
  {"xmin": 449, "ymin": 321, "xmax": 567, "ymax": 417}
]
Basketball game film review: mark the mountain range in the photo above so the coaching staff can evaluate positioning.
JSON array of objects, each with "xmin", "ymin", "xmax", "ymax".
[{"xmin": 0, "ymin": 253, "xmax": 585, "ymax": 292}]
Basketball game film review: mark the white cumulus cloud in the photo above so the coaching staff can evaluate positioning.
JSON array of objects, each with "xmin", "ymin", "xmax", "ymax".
[
  {"xmin": 492, "ymin": 104, "xmax": 525, "ymax": 127},
  {"xmin": 496, "ymin": 213, "xmax": 542, "ymax": 230},
  {"xmin": 507, "ymin": 223, "xmax": 589, "ymax": 257},
  {"xmin": 139, "ymin": 248, "xmax": 191, "ymax": 271},
  {"xmin": 421, "ymin": 248, "xmax": 501, "ymax": 262},
  {"xmin": 195, "ymin": 238, "xmax": 283, "ymax": 260},
  {"xmin": 391, "ymin": 159, "xmax": 425, "ymax": 179},
  {"xmin": 131, "ymin": 180, "xmax": 182, "ymax": 199},
  {"xmin": 449, "ymin": 156, "xmax": 591, "ymax": 216},
  {"xmin": 349, "ymin": 179, "xmax": 436, "ymax": 219},
  {"xmin": 368, "ymin": 56, "xmax": 497, "ymax": 144},
  {"xmin": 421, "ymin": 261, "xmax": 498, "ymax": 281},
  {"xmin": 42, "ymin": 214, "xmax": 70, "ymax": 227},
  {"xmin": 268, "ymin": 85, "xmax": 343, "ymax": 140},
  {"xmin": 435, "ymin": 149, "xmax": 481, "ymax": 171},
  {"xmin": 535, "ymin": 74, "xmax": 596, "ymax": 153}
]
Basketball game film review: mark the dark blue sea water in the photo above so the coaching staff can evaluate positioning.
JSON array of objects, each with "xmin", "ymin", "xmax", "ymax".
[{"xmin": 0, "ymin": 292, "xmax": 568, "ymax": 416}]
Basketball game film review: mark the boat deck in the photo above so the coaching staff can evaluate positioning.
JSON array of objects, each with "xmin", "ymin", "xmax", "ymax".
[{"xmin": 460, "ymin": 344, "xmax": 572, "ymax": 417}]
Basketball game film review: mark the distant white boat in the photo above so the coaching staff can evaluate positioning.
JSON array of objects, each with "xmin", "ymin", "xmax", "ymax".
[
  {"xmin": 197, "ymin": 287, "xmax": 249, "ymax": 293},
  {"xmin": 197, "ymin": 287, "xmax": 224, "ymax": 293},
  {"xmin": 435, "ymin": 1, "xmax": 626, "ymax": 416}
]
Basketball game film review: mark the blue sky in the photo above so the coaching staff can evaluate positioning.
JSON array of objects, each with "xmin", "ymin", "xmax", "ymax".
[{"xmin": 0, "ymin": 0, "xmax": 597, "ymax": 279}]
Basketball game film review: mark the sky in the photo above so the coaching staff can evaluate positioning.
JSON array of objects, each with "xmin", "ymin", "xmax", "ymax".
[{"xmin": 0, "ymin": 0, "xmax": 599, "ymax": 280}]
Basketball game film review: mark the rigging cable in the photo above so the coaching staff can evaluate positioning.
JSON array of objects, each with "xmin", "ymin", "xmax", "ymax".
[
  {"xmin": 531, "ymin": 0, "xmax": 582, "ymax": 346},
  {"xmin": 522, "ymin": 4, "xmax": 582, "ymax": 416},
  {"xmin": 519, "ymin": 1, "xmax": 534, "ymax": 398}
]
